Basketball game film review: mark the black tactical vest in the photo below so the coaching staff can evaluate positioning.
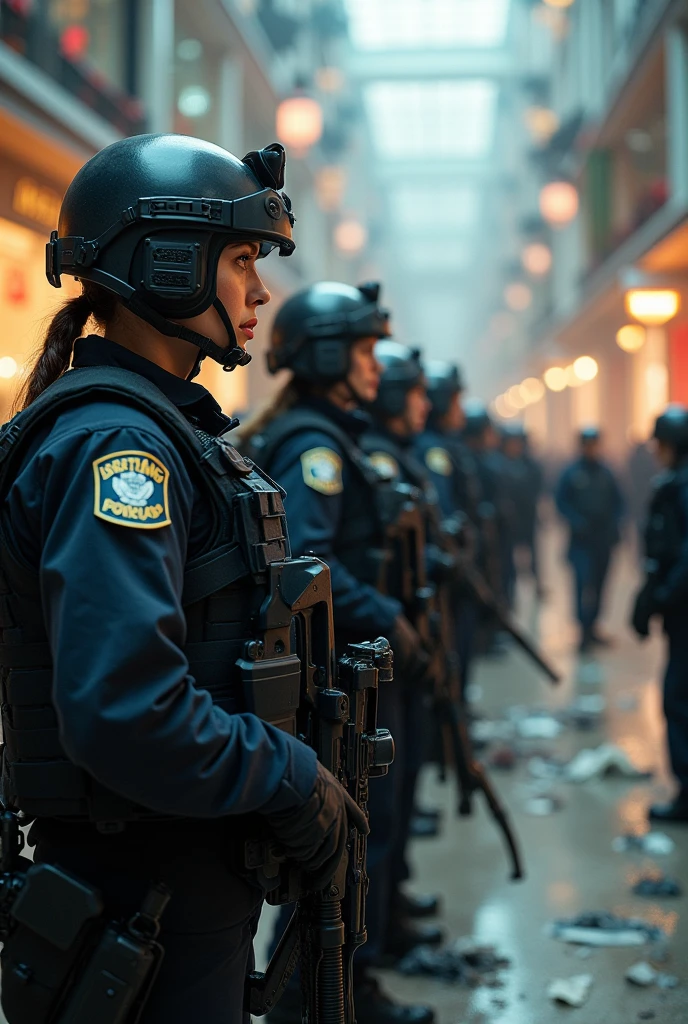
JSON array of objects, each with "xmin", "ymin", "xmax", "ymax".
[
  {"xmin": 0, "ymin": 366, "xmax": 303, "ymax": 824},
  {"xmin": 248, "ymin": 406, "xmax": 388, "ymax": 590}
]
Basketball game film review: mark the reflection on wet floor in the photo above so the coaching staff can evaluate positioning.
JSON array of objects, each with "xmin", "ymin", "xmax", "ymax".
[{"xmin": 257, "ymin": 528, "xmax": 688, "ymax": 1023}]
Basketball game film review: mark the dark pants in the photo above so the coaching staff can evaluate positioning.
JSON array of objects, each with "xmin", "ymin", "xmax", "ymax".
[
  {"xmin": 269, "ymin": 680, "xmax": 404, "ymax": 973},
  {"xmin": 28, "ymin": 820, "xmax": 263, "ymax": 1024},
  {"xmin": 664, "ymin": 623, "xmax": 688, "ymax": 792},
  {"xmin": 569, "ymin": 543, "xmax": 612, "ymax": 637}
]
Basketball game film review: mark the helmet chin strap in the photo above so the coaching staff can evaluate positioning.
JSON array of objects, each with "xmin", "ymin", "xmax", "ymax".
[
  {"xmin": 124, "ymin": 291, "xmax": 252, "ymax": 376},
  {"xmin": 342, "ymin": 373, "xmax": 366, "ymax": 408}
]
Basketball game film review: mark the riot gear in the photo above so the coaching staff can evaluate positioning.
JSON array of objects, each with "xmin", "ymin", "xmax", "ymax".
[
  {"xmin": 46, "ymin": 134, "xmax": 295, "ymax": 372},
  {"xmin": 267, "ymin": 282, "xmax": 389, "ymax": 382},
  {"xmin": 654, "ymin": 404, "xmax": 688, "ymax": 456},
  {"xmin": 371, "ymin": 341, "xmax": 425, "ymax": 418},
  {"xmin": 425, "ymin": 362, "xmax": 464, "ymax": 419},
  {"xmin": 462, "ymin": 400, "xmax": 491, "ymax": 440}
]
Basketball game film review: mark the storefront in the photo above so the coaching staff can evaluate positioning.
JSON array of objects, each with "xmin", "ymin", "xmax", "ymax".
[{"xmin": 0, "ymin": 150, "xmax": 79, "ymax": 421}]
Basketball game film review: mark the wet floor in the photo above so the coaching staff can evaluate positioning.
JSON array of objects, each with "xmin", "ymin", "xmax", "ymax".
[{"xmin": 256, "ymin": 524, "xmax": 688, "ymax": 1023}]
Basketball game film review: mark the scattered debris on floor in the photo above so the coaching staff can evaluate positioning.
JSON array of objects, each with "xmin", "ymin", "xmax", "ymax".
[
  {"xmin": 486, "ymin": 743, "xmax": 518, "ymax": 771},
  {"xmin": 564, "ymin": 694, "xmax": 606, "ymax": 730},
  {"xmin": 396, "ymin": 938, "xmax": 510, "ymax": 986},
  {"xmin": 524, "ymin": 794, "xmax": 565, "ymax": 816},
  {"xmin": 549, "ymin": 912, "xmax": 666, "ymax": 947},
  {"xmin": 565, "ymin": 744, "xmax": 651, "ymax": 782},
  {"xmin": 626, "ymin": 962, "xmax": 658, "ymax": 986},
  {"xmin": 613, "ymin": 832, "xmax": 675, "ymax": 855},
  {"xmin": 632, "ymin": 872, "xmax": 683, "ymax": 898},
  {"xmin": 512, "ymin": 708, "xmax": 563, "ymax": 740},
  {"xmin": 547, "ymin": 973, "xmax": 594, "ymax": 1007}
]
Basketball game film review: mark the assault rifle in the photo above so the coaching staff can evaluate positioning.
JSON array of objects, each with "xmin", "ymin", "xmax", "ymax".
[
  {"xmin": 442, "ymin": 514, "xmax": 561, "ymax": 686},
  {"xmin": 242, "ymin": 558, "xmax": 394, "ymax": 1024},
  {"xmin": 374, "ymin": 486, "xmax": 524, "ymax": 882}
]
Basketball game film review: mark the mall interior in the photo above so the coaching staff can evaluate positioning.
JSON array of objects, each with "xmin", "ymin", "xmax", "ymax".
[{"xmin": 2, "ymin": 1, "xmax": 688, "ymax": 1023}]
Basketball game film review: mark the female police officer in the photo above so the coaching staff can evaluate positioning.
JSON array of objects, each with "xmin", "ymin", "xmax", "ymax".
[
  {"xmin": 241, "ymin": 284, "xmax": 436, "ymax": 1024},
  {"xmin": 0, "ymin": 134, "xmax": 365, "ymax": 1024}
]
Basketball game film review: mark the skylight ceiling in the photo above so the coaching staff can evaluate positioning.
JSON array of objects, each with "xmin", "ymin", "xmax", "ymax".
[
  {"xmin": 393, "ymin": 184, "xmax": 480, "ymax": 231},
  {"xmin": 365, "ymin": 80, "xmax": 498, "ymax": 159},
  {"xmin": 345, "ymin": 0, "xmax": 511, "ymax": 51}
]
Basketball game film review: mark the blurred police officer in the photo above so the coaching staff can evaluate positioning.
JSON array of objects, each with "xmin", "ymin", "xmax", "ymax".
[
  {"xmin": 241, "ymin": 283, "xmax": 436, "ymax": 1024},
  {"xmin": 501, "ymin": 423, "xmax": 544, "ymax": 597},
  {"xmin": 632, "ymin": 406, "xmax": 688, "ymax": 822},
  {"xmin": 415, "ymin": 363, "xmax": 482, "ymax": 688},
  {"xmin": 556, "ymin": 428, "xmax": 625, "ymax": 653},
  {"xmin": 0, "ymin": 136, "xmax": 364, "ymax": 1024},
  {"xmin": 359, "ymin": 341, "xmax": 444, "ymax": 912}
]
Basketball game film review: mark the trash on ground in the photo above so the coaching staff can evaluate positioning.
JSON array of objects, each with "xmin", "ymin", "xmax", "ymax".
[
  {"xmin": 626, "ymin": 962, "xmax": 657, "ymax": 987},
  {"xmin": 528, "ymin": 756, "xmax": 567, "ymax": 780},
  {"xmin": 514, "ymin": 712, "xmax": 563, "ymax": 740},
  {"xmin": 396, "ymin": 938, "xmax": 510, "ymax": 986},
  {"xmin": 564, "ymin": 695, "xmax": 606, "ymax": 730},
  {"xmin": 471, "ymin": 719, "xmax": 514, "ymax": 744},
  {"xmin": 565, "ymin": 744, "xmax": 651, "ymax": 783},
  {"xmin": 549, "ymin": 912, "xmax": 666, "ymax": 947},
  {"xmin": 632, "ymin": 873, "xmax": 682, "ymax": 898},
  {"xmin": 524, "ymin": 794, "xmax": 565, "ymax": 816},
  {"xmin": 613, "ymin": 833, "xmax": 675, "ymax": 856},
  {"xmin": 547, "ymin": 973, "xmax": 593, "ymax": 1007},
  {"xmin": 487, "ymin": 743, "xmax": 518, "ymax": 771},
  {"xmin": 656, "ymin": 972, "xmax": 679, "ymax": 989}
]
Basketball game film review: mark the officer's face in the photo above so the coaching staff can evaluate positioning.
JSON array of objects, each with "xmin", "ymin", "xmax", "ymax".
[
  {"xmin": 181, "ymin": 241, "xmax": 271, "ymax": 352},
  {"xmin": 656, "ymin": 439, "xmax": 675, "ymax": 468},
  {"xmin": 443, "ymin": 392, "xmax": 466, "ymax": 433},
  {"xmin": 347, "ymin": 337, "xmax": 382, "ymax": 403},
  {"xmin": 404, "ymin": 384, "xmax": 431, "ymax": 435}
]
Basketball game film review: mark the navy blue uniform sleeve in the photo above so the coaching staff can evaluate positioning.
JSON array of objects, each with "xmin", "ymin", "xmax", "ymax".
[
  {"xmin": 9, "ymin": 420, "xmax": 317, "ymax": 818},
  {"xmin": 656, "ymin": 484, "xmax": 688, "ymax": 608},
  {"xmin": 269, "ymin": 432, "xmax": 402, "ymax": 635}
]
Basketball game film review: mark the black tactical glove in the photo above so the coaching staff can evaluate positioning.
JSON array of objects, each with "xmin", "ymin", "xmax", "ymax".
[
  {"xmin": 391, "ymin": 614, "xmax": 432, "ymax": 684},
  {"xmin": 631, "ymin": 582, "xmax": 657, "ymax": 638},
  {"xmin": 264, "ymin": 761, "xmax": 369, "ymax": 890}
]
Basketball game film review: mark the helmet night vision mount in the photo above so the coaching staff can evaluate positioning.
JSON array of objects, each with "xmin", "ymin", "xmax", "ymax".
[{"xmin": 46, "ymin": 134, "xmax": 295, "ymax": 372}]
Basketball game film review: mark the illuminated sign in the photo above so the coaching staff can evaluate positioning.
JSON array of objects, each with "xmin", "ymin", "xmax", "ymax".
[{"xmin": 12, "ymin": 178, "xmax": 62, "ymax": 231}]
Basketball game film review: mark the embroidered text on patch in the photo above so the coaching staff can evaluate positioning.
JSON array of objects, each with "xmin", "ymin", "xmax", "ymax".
[
  {"xmin": 93, "ymin": 450, "xmax": 172, "ymax": 529},
  {"xmin": 301, "ymin": 447, "xmax": 343, "ymax": 495}
]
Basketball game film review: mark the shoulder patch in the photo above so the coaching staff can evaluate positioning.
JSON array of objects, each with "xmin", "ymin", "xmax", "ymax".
[
  {"xmin": 425, "ymin": 446, "xmax": 452, "ymax": 477},
  {"xmin": 93, "ymin": 450, "xmax": 171, "ymax": 529},
  {"xmin": 368, "ymin": 451, "xmax": 400, "ymax": 481},
  {"xmin": 301, "ymin": 447, "xmax": 343, "ymax": 495}
]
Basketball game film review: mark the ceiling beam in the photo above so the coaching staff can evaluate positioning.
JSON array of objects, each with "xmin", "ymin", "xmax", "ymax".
[{"xmin": 348, "ymin": 48, "xmax": 516, "ymax": 82}]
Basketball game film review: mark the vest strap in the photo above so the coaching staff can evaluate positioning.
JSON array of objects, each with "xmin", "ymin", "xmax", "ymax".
[{"xmin": 182, "ymin": 543, "xmax": 249, "ymax": 606}]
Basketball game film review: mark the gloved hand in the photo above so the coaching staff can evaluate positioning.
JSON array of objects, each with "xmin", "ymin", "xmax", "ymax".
[
  {"xmin": 263, "ymin": 761, "xmax": 369, "ymax": 890},
  {"xmin": 631, "ymin": 582, "xmax": 657, "ymax": 638},
  {"xmin": 391, "ymin": 614, "xmax": 432, "ymax": 685}
]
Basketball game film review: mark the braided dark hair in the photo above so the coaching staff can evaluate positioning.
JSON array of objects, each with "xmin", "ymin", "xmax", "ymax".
[{"xmin": 17, "ymin": 284, "xmax": 119, "ymax": 410}]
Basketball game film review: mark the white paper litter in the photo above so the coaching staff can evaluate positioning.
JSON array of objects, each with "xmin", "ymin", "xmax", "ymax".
[
  {"xmin": 625, "ymin": 962, "xmax": 657, "ymax": 986},
  {"xmin": 555, "ymin": 926, "xmax": 645, "ymax": 947},
  {"xmin": 565, "ymin": 744, "xmax": 651, "ymax": 783},
  {"xmin": 547, "ymin": 974, "xmax": 594, "ymax": 1007},
  {"xmin": 516, "ymin": 714, "xmax": 563, "ymax": 739},
  {"xmin": 612, "ymin": 832, "xmax": 675, "ymax": 855}
]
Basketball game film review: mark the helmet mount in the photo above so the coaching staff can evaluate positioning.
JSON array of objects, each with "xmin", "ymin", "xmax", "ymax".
[{"xmin": 46, "ymin": 135, "xmax": 295, "ymax": 372}]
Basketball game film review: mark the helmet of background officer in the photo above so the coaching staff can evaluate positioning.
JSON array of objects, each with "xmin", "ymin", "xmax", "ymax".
[
  {"xmin": 26, "ymin": 134, "xmax": 294, "ymax": 407},
  {"xmin": 502, "ymin": 421, "xmax": 527, "ymax": 459},
  {"xmin": 425, "ymin": 360, "xmax": 465, "ymax": 433},
  {"xmin": 267, "ymin": 281, "xmax": 389, "ymax": 405},
  {"xmin": 579, "ymin": 426, "xmax": 602, "ymax": 461},
  {"xmin": 371, "ymin": 341, "xmax": 430, "ymax": 436},
  {"xmin": 653, "ymin": 404, "xmax": 688, "ymax": 468},
  {"xmin": 463, "ymin": 399, "xmax": 495, "ymax": 450}
]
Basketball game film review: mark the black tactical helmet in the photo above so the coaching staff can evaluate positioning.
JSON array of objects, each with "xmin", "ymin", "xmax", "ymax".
[
  {"xmin": 46, "ymin": 133, "xmax": 295, "ymax": 371},
  {"xmin": 425, "ymin": 360, "xmax": 464, "ymax": 417},
  {"xmin": 463, "ymin": 399, "xmax": 492, "ymax": 439},
  {"xmin": 502, "ymin": 421, "xmax": 527, "ymax": 440},
  {"xmin": 372, "ymin": 341, "xmax": 425, "ymax": 418},
  {"xmin": 267, "ymin": 281, "xmax": 389, "ymax": 382},
  {"xmin": 654, "ymin": 404, "xmax": 688, "ymax": 454},
  {"xmin": 580, "ymin": 426, "xmax": 601, "ymax": 443}
]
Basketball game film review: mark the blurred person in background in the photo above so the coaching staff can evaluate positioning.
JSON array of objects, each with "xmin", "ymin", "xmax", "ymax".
[
  {"xmin": 626, "ymin": 434, "xmax": 659, "ymax": 542},
  {"xmin": 556, "ymin": 427, "xmax": 625, "ymax": 653},
  {"xmin": 632, "ymin": 406, "xmax": 688, "ymax": 823},
  {"xmin": 501, "ymin": 423, "xmax": 545, "ymax": 598}
]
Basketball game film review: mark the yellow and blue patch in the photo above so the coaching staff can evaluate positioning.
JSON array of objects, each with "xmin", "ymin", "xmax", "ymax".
[
  {"xmin": 93, "ymin": 450, "xmax": 171, "ymax": 529},
  {"xmin": 368, "ymin": 451, "xmax": 400, "ymax": 481},
  {"xmin": 301, "ymin": 447, "xmax": 343, "ymax": 495},
  {"xmin": 424, "ymin": 447, "xmax": 452, "ymax": 477}
]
